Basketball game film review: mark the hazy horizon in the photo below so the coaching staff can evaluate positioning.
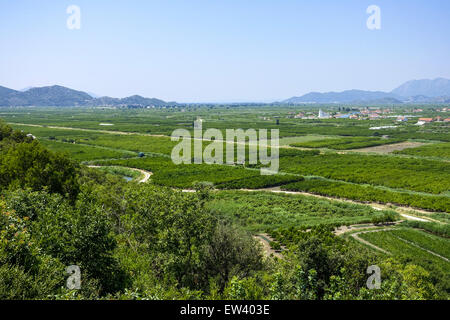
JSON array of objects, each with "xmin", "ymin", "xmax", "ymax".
[{"xmin": 1, "ymin": 0, "xmax": 450, "ymax": 102}]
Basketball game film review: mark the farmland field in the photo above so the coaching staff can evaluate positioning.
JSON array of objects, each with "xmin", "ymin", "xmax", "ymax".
[
  {"xmin": 1, "ymin": 105, "xmax": 449, "ymax": 300},
  {"xmin": 94, "ymin": 155, "xmax": 304, "ymax": 189},
  {"xmin": 348, "ymin": 141, "xmax": 426, "ymax": 154},
  {"xmin": 282, "ymin": 178, "xmax": 450, "ymax": 212},
  {"xmin": 289, "ymin": 136, "xmax": 404, "ymax": 150},
  {"xmin": 6, "ymin": 107, "xmax": 450, "ymax": 209},
  {"xmin": 208, "ymin": 190, "xmax": 398, "ymax": 232},
  {"xmin": 394, "ymin": 142, "xmax": 450, "ymax": 159},
  {"xmin": 357, "ymin": 228, "xmax": 450, "ymax": 294},
  {"xmin": 280, "ymin": 152, "xmax": 450, "ymax": 194},
  {"xmin": 40, "ymin": 139, "xmax": 137, "ymax": 161}
]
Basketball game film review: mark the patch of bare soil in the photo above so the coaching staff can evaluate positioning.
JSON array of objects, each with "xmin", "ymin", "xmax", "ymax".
[
  {"xmin": 349, "ymin": 142, "xmax": 425, "ymax": 154},
  {"xmin": 333, "ymin": 221, "xmax": 400, "ymax": 236}
]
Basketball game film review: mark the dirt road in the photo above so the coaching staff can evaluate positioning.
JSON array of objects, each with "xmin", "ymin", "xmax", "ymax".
[{"xmin": 350, "ymin": 229, "xmax": 392, "ymax": 254}]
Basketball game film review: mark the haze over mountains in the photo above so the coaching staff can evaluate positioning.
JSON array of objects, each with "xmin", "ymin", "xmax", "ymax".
[
  {"xmin": 283, "ymin": 78, "xmax": 450, "ymax": 104},
  {"xmin": 0, "ymin": 78, "xmax": 449, "ymax": 106}
]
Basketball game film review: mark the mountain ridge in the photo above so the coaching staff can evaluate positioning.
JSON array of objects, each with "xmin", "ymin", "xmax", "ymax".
[
  {"xmin": 0, "ymin": 85, "xmax": 171, "ymax": 107},
  {"xmin": 391, "ymin": 77, "xmax": 450, "ymax": 98},
  {"xmin": 284, "ymin": 78, "xmax": 450, "ymax": 104},
  {"xmin": 1, "ymin": 78, "xmax": 450, "ymax": 106}
]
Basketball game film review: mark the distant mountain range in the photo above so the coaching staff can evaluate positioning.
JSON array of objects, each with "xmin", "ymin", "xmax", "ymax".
[
  {"xmin": 0, "ymin": 85, "xmax": 171, "ymax": 107},
  {"xmin": 1, "ymin": 78, "xmax": 450, "ymax": 106},
  {"xmin": 283, "ymin": 78, "xmax": 450, "ymax": 104}
]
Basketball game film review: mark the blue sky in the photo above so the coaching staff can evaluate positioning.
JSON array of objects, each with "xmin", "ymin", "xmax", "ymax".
[{"xmin": 1, "ymin": 0, "xmax": 449, "ymax": 102}]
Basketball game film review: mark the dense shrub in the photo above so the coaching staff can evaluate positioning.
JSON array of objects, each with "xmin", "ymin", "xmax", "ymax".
[{"xmin": 0, "ymin": 132, "xmax": 79, "ymax": 200}]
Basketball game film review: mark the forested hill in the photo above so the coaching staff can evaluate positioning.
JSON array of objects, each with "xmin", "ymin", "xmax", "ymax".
[{"xmin": 0, "ymin": 85, "xmax": 170, "ymax": 107}]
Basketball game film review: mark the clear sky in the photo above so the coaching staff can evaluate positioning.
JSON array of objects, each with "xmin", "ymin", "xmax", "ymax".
[{"xmin": 1, "ymin": 0, "xmax": 449, "ymax": 102}]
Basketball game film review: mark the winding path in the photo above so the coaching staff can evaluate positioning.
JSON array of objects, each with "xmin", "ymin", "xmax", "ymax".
[
  {"xmin": 134, "ymin": 168, "xmax": 152, "ymax": 183},
  {"xmin": 350, "ymin": 229, "xmax": 392, "ymax": 255},
  {"xmin": 87, "ymin": 165, "xmax": 152, "ymax": 183}
]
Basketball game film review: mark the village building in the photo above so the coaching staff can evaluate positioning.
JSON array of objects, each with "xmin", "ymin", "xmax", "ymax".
[
  {"xmin": 416, "ymin": 118, "xmax": 433, "ymax": 125},
  {"xmin": 318, "ymin": 109, "xmax": 331, "ymax": 119}
]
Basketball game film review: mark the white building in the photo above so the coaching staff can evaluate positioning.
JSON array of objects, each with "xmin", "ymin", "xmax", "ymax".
[{"xmin": 318, "ymin": 109, "xmax": 330, "ymax": 119}]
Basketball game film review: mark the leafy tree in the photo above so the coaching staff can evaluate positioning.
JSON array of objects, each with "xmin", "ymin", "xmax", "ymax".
[
  {"xmin": 0, "ymin": 201, "xmax": 65, "ymax": 299},
  {"xmin": 202, "ymin": 222, "xmax": 264, "ymax": 291},
  {"xmin": 0, "ymin": 140, "xmax": 79, "ymax": 200},
  {"xmin": 357, "ymin": 259, "xmax": 438, "ymax": 300},
  {"xmin": 4, "ymin": 189, "xmax": 127, "ymax": 295}
]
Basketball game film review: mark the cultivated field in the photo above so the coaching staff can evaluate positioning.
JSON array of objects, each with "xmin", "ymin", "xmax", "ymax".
[{"xmin": 1, "ymin": 105, "xmax": 448, "ymax": 298}]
